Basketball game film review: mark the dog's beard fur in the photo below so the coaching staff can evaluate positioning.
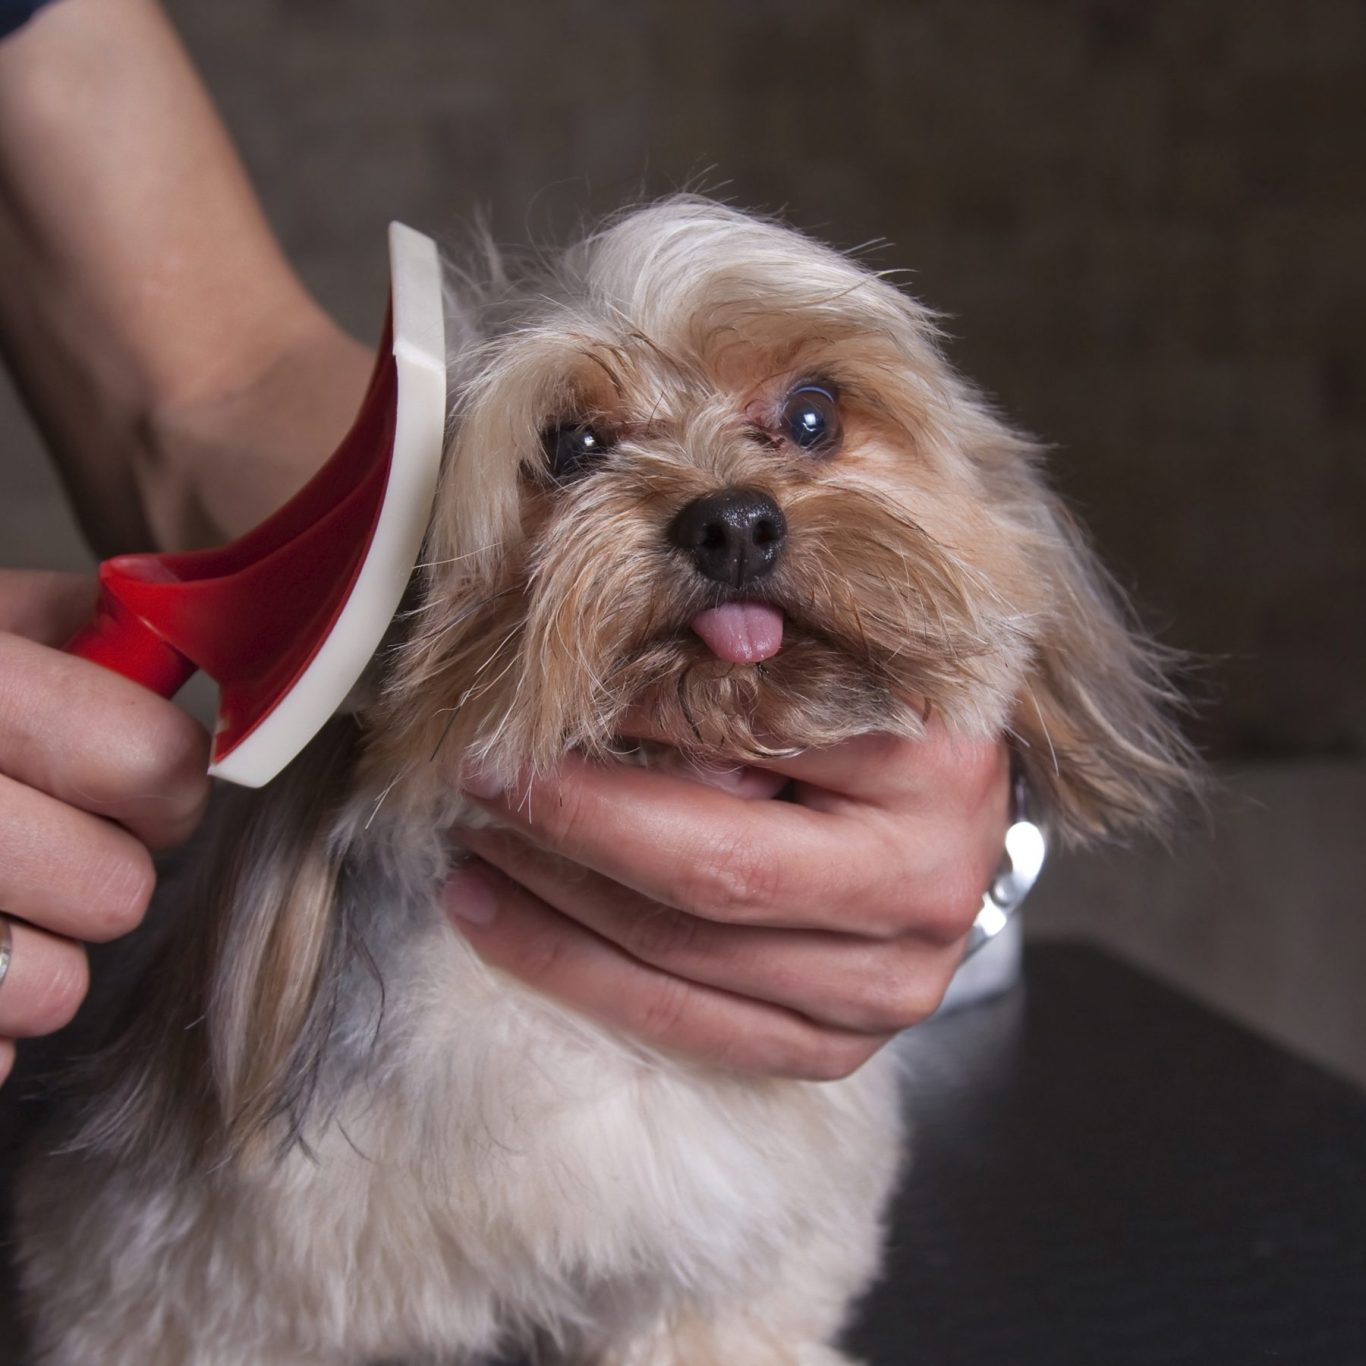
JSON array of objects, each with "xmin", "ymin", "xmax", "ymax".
[
  {"xmin": 387, "ymin": 457, "xmax": 1024, "ymax": 777},
  {"xmin": 19, "ymin": 198, "xmax": 1198, "ymax": 1366}
]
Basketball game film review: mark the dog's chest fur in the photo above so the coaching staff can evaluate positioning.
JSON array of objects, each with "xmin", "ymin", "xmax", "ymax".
[
  {"xmin": 22, "ymin": 817, "xmax": 903, "ymax": 1366},
  {"xmin": 253, "ymin": 827, "xmax": 905, "ymax": 1361}
]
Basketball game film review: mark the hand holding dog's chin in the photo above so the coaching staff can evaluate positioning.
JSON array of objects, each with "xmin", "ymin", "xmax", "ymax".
[
  {"xmin": 447, "ymin": 722, "xmax": 1009, "ymax": 1082},
  {"xmin": 0, "ymin": 571, "xmax": 210, "ymax": 1084}
]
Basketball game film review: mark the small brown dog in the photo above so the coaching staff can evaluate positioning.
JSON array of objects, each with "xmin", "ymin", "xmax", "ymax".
[{"xmin": 20, "ymin": 198, "xmax": 1192, "ymax": 1365}]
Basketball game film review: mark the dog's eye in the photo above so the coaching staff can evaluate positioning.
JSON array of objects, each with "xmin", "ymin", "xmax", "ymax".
[
  {"xmin": 780, "ymin": 384, "xmax": 841, "ymax": 455},
  {"xmin": 542, "ymin": 422, "xmax": 613, "ymax": 481}
]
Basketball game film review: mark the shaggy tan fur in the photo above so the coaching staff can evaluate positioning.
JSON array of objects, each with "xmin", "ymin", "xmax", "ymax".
[{"xmin": 18, "ymin": 198, "xmax": 1194, "ymax": 1366}]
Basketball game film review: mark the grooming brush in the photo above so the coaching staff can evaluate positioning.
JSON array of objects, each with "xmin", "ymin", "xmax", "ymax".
[{"xmin": 66, "ymin": 223, "xmax": 446, "ymax": 788}]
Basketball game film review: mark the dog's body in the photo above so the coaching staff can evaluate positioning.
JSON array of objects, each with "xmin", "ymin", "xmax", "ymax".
[
  {"xmin": 21, "ymin": 731, "xmax": 902, "ymax": 1365},
  {"xmin": 19, "ymin": 199, "xmax": 1191, "ymax": 1364}
]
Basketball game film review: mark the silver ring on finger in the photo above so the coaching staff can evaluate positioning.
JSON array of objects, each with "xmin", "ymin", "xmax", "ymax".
[{"xmin": 0, "ymin": 913, "xmax": 12, "ymax": 994}]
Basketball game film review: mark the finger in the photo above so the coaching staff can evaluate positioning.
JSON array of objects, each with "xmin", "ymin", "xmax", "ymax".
[
  {"xmin": 0, "ymin": 633, "xmax": 210, "ymax": 848},
  {"xmin": 767, "ymin": 726, "xmax": 1006, "ymax": 814},
  {"xmin": 461, "ymin": 826, "xmax": 967, "ymax": 1032},
  {"xmin": 775, "ymin": 730, "xmax": 1011, "ymax": 918},
  {"xmin": 463, "ymin": 750, "xmax": 997, "ymax": 937},
  {"xmin": 0, "ymin": 919, "xmax": 90, "ymax": 1038},
  {"xmin": 0, "ymin": 570, "xmax": 98, "ymax": 645},
  {"xmin": 0, "ymin": 773, "xmax": 156, "ymax": 942},
  {"xmin": 443, "ymin": 860, "xmax": 890, "ymax": 1081},
  {"xmin": 618, "ymin": 707, "xmax": 1002, "ymax": 806},
  {"xmin": 0, "ymin": 1038, "xmax": 14, "ymax": 1086},
  {"xmin": 463, "ymin": 756, "xmax": 909, "ymax": 932},
  {"xmin": 648, "ymin": 753, "xmax": 789, "ymax": 801}
]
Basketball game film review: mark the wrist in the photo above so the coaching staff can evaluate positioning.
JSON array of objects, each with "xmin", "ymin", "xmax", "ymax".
[{"xmin": 136, "ymin": 309, "xmax": 374, "ymax": 550}]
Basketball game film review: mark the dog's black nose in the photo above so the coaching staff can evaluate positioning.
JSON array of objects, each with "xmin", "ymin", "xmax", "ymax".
[{"xmin": 669, "ymin": 488, "xmax": 787, "ymax": 588}]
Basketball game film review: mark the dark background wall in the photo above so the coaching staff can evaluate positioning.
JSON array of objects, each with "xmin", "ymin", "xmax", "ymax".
[{"xmin": 159, "ymin": 0, "xmax": 1366, "ymax": 761}]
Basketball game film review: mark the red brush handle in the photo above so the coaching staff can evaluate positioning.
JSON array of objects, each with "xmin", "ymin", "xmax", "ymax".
[{"xmin": 67, "ymin": 562, "xmax": 198, "ymax": 698}]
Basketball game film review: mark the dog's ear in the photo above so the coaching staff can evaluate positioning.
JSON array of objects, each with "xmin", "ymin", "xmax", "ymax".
[
  {"xmin": 205, "ymin": 719, "xmax": 360, "ymax": 1157},
  {"xmin": 1008, "ymin": 490, "xmax": 1199, "ymax": 845},
  {"xmin": 60, "ymin": 720, "xmax": 361, "ymax": 1172}
]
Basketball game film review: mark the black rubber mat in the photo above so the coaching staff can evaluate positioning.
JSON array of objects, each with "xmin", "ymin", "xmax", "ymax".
[{"xmin": 847, "ymin": 943, "xmax": 1366, "ymax": 1365}]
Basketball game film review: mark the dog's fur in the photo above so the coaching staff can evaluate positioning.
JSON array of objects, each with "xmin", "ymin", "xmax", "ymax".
[{"xmin": 18, "ymin": 198, "xmax": 1193, "ymax": 1365}]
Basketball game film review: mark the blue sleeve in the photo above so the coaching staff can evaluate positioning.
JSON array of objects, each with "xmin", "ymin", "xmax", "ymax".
[{"xmin": 2, "ymin": 0, "xmax": 58, "ymax": 41}]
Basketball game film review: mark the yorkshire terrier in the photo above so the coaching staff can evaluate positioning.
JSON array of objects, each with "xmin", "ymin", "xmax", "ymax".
[{"xmin": 18, "ymin": 198, "xmax": 1191, "ymax": 1365}]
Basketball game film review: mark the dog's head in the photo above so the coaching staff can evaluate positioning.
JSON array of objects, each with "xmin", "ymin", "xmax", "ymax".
[{"xmin": 370, "ymin": 197, "xmax": 1192, "ymax": 842}]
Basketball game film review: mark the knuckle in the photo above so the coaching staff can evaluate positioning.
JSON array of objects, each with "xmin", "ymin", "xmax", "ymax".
[
  {"xmin": 743, "ymin": 1021, "xmax": 875, "ymax": 1082},
  {"xmin": 868, "ymin": 968, "xmax": 941, "ymax": 1032},
  {"xmin": 860, "ymin": 827, "xmax": 920, "ymax": 939},
  {"xmin": 677, "ymin": 832, "xmax": 781, "ymax": 922},
  {"xmin": 627, "ymin": 907, "xmax": 702, "ymax": 966},
  {"xmin": 532, "ymin": 776, "xmax": 590, "ymax": 851},
  {"xmin": 126, "ymin": 709, "xmax": 211, "ymax": 836},
  {"xmin": 508, "ymin": 915, "xmax": 570, "ymax": 987},
  {"xmin": 792, "ymin": 1033, "xmax": 877, "ymax": 1084},
  {"xmin": 918, "ymin": 865, "xmax": 985, "ymax": 945},
  {"xmin": 631, "ymin": 976, "xmax": 692, "ymax": 1044},
  {"xmin": 65, "ymin": 688, "xmax": 211, "ymax": 846},
  {"xmin": 839, "ymin": 956, "xmax": 931, "ymax": 1033},
  {"xmin": 708, "ymin": 1020, "xmax": 879, "ymax": 1082}
]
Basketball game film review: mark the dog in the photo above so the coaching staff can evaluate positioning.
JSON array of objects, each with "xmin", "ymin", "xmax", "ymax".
[{"xmin": 18, "ymin": 197, "xmax": 1192, "ymax": 1365}]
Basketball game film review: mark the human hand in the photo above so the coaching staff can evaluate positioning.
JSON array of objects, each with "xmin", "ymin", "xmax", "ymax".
[
  {"xmin": 446, "ymin": 723, "xmax": 1010, "ymax": 1080},
  {"xmin": 0, "ymin": 570, "xmax": 210, "ymax": 1085}
]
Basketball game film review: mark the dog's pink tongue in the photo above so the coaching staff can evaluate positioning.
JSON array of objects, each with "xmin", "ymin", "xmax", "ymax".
[{"xmin": 690, "ymin": 603, "xmax": 784, "ymax": 663}]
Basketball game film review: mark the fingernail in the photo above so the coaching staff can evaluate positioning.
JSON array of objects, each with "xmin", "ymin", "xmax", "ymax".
[
  {"xmin": 444, "ymin": 863, "xmax": 499, "ymax": 926},
  {"xmin": 460, "ymin": 767, "xmax": 504, "ymax": 801}
]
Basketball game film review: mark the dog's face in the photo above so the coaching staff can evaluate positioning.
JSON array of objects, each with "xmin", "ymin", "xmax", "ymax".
[{"xmin": 370, "ymin": 199, "xmax": 1190, "ymax": 842}]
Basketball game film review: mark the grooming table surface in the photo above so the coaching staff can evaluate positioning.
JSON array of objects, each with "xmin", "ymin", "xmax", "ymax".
[
  {"xmin": 3, "ymin": 943, "xmax": 1364, "ymax": 1365},
  {"xmin": 847, "ymin": 943, "xmax": 1366, "ymax": 1366}
]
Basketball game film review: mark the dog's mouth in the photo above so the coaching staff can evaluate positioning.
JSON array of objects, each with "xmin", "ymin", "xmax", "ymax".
[{"xmin": 688, "ymin": 601, "xmax": 785, "ymax": 664}]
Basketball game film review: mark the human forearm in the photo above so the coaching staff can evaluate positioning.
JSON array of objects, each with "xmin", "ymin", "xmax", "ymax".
[{"xmin": 0, "ymin": 0, "xmax": 369, "ymax": 553}]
